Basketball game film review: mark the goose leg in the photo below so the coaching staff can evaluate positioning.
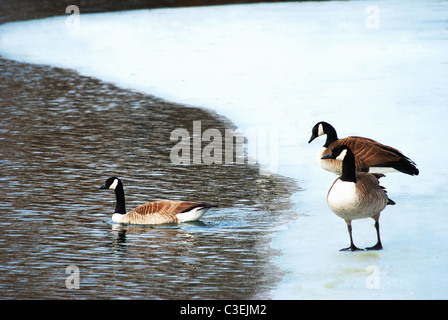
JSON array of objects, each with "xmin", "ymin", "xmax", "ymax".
[
  {"xmin": 340, "ymin": 221, "xmax": 364, "ymax": 252},
  {"xmin": 366, "ymin": 218, "xmax": 383, "ymax": 250}
]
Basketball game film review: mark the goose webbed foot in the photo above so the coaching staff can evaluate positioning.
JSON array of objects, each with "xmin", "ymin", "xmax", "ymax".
[
  {"xmin": 340, "ymin": 244, "xmax": 364, "ymax": 252},
  {"xmin": 365, "ymin": 242, "xmax": 383, "ymax": 251}
]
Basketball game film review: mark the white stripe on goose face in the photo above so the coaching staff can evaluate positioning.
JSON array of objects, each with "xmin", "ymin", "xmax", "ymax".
[
  {"xmin": 336, "ymin": 149, "xmax": 347, "ymax": 161},
  {"xmin": 109, "ymin": 179, "xmax": 119, "ymax": 190},
  {"xmin": 318, "ymin": 123, "xmax": 324, "ymax": 136}
]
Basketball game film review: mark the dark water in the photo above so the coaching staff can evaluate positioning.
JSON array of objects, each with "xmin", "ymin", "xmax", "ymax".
[
  {"xmin": 0, "ymin": 0, "xmax": 304, "ymax": 24},
  {"xmin": 0, "ymin": 0, "xmax": 299, "ymax": 299},
  {"xmin": 0, "ymin": 57, "xmax": 298, "ymax": 299}
]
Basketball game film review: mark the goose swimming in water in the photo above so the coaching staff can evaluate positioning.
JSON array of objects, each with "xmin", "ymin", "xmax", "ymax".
[
  {"xmin": 309, "ymin": 121, "xmax": 419, "ymax": 176},
  {"xmin": 322, "ymin": 145, "xmax": 395, "ymax": 251},
  {"xmin": 98, "ymin": 177, "xmax": 215, "ymax": 225}
]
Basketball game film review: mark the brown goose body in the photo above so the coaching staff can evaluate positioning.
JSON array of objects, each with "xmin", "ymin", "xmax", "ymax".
[
  {"xmin": 98, "ymin": 177, "xmax": 215, "ymax": 225},
  {"xmin": 322, "ymin": 146, "xmax": 395, "ymax": 251},
  {"xmin": 309, "ymin": 122, "xmax": 419, "ymax": 176},
  {"xmin": 327, "ymin": 172, "xmax": 388, "ymax": 221},
  {"xmin": 114, "ymin": 200, "xmax": 212, "ymax": 224}
]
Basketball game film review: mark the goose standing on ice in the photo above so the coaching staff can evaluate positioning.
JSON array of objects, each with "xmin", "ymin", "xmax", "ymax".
[
  {"xmin": 308, "ymin": 121, "xmax": 419, "ymax": 176},
  {"xmin": 98, "ymin": 177, "xmax": 215, "ymax": 225},
  {"xmin": 321, "ymin": 145, "xmax": 395, "ymax": 251}
]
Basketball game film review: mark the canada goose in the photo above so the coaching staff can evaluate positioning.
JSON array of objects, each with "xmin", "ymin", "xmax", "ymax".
[
  {"xmin": 322, "ymin": 145, "xmax": 395, "ymax": 251},
  {"xmin": 308, "ymin": 121, "xmax": 419, "ymax": 176},
  {"xmin": 98, "ymin": 177, "xmax": 215, "ymax": 225}
]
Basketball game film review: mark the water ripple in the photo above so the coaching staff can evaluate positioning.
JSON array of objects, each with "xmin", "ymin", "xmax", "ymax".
[{"xmin": 0, "ymin": 58, "xmax": 298, "ymax": 299}]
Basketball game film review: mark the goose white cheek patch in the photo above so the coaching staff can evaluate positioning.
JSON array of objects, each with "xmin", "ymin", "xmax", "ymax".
[
  {"xmin": 318, "ymin": 123, "xmax": 324, "ymax": 136},
  {"xmin": 109, "ymin": 179, "xmax": 119, "ymax": 190},
  {"xmin": 336, "ymin": 149, "xmax": 347, "ymax": 161}
]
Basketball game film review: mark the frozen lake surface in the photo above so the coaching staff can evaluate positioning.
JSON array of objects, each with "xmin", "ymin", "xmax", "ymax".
[{"xmin": 1, "ymin": 0, "xmax": 447, "ymax": 299}]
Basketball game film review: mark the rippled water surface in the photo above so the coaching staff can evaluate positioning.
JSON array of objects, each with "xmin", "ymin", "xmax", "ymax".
[{"xmin": 0, "ymin": 58, "xmax": 297, "ymax": 299}]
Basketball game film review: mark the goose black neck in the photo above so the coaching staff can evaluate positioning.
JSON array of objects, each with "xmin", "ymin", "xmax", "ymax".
[
  {"xmin": 113, "ymin": 181, "xmax": 126, "ymax": 214},
  {"xmin": 323, "ymin": 123, "xmax": 338, "ymax": 148},
  {"xmin": 340, "ymin": 149, "xmax": 357, "ymax": 183}
]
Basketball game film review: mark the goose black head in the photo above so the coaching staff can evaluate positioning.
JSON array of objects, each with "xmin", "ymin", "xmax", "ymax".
[
  {"xmin": 308, "ymin": 121, "xmax": 337, "ymax": 144},
  {"xmin": 322, "ymin": 145, "xmax": 356, "ymax": 182},
  {"xmin": 98, "ymin": 177, "xmax": 120, "ymax": 191},
  {"xmin": 321, "ymin": 145, "xmax": 353, "ymax": 162}
]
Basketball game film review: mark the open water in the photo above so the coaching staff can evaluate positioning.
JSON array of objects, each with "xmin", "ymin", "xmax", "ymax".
[{"xmin": 0, "ymin": 57, "xmax": 297, "ymax": 299}]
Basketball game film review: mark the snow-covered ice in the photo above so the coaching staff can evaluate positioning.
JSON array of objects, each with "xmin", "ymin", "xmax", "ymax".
[{"xmin": 1, "ymin": 0, "xmax": 447, "ymax": 299}]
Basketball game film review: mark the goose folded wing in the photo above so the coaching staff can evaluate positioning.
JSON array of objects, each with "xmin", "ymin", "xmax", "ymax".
[{"xmin": 336, "ymin": 137, "xmax": 418, "ymax": 174}]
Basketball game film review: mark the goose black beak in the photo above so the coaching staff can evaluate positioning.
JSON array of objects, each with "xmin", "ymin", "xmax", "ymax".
[
  {"xmin": 308, "ymin": 134, "xmax": 317, "ymax": 144},
  {"xmin": 97, "ymin": 185, "xmax": 107, "ymax": 191}
]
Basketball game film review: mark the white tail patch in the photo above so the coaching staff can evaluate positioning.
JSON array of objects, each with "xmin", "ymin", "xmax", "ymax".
[
  {"xmin": 176, "ymin": 207, "xmax": 209, "ymax": 222},
  {"xmin": 369, "ymin": 167, "xmax": 399, "ymax": 174}
]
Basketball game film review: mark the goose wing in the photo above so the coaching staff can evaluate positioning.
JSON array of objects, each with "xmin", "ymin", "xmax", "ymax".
[
  {"xmin": 357, "ymin": 172, "xmax": 395, "ymax": 206},
  {"xmin": 335, "ymin": 136, "xmax": 419, "ymax": 175},
  {"xmin": 126, "ymin": 200, "xmax": 205, "ymax": 224},
  {"xmin": 133, "ymin": 200, "xmax": 204, "ymax": 215}
]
